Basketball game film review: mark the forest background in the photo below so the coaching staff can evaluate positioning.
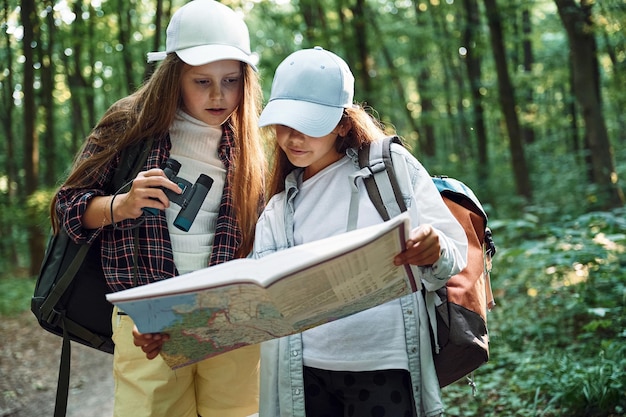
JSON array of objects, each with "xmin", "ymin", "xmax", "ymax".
[{"xmin": 0, "ymin": 0, "xmax": 625, "ymax": 416}]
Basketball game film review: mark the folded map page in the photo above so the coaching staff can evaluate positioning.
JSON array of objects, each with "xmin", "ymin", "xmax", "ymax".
[{"xmin": 106, "ymin": 212, "xmax": 420, "ymax": 369}]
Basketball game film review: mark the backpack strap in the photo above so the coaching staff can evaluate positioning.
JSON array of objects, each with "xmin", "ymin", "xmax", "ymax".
[
  {"xmin": 348, "ymin": 136, "xmax": 407, "ymax": 230},
  {"xmin": 360, "ymin": 136, "xmax": 407, "ymax": 219},
  {"xmin": 355, "ymin": 137, "xmax": 443, "ymax": 353},
  {"xmin": 46, "ymin": 138, "xmax": 153, "ymax": 325},
  {"xmin": 38, "ymin": 237, "xmax": 90, "ymax": 330},
  {"xmin": 51, "ymin": 137, "xmax": 154, "ymax": 417}
]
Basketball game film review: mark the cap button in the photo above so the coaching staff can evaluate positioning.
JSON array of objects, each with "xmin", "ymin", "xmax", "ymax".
[{"xmin": 313, "ymin": 46, "xmax": 323, "ymax": 50}]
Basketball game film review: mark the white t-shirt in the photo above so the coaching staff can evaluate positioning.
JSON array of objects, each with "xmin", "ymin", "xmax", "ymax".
[{"xmin": 295, "ymin": 156, "xmax": 409, "ymax": 372}]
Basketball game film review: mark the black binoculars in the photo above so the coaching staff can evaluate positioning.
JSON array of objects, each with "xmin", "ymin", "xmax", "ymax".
[{"xmin": 143, "ymin": 158, "xmax": 213, "ymax": 232}]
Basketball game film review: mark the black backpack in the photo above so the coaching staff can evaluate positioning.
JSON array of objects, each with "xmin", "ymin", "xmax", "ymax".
[
  {"xmin": 357, "ymin": 136, "xmax": 496, "ymax": 388},
  {"xmin": 31, "ymin": 138, "xmax": 152, "ymax": 417}
]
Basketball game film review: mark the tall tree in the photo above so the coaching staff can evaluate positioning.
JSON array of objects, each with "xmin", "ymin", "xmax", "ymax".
[
  {"xmin": 85, "ymin": 2, "xmax": 97, "ymax": 129},
  {"xmin": 20, "ymin": 0, "xmax": 37, "ymax": 195},
  {"xmin": 367, "ymin": 14, "xmax": 421, "ymax": 137},
  {"xmin": 597, "ymin": 0, "xmax": 626, "ymax": 141},
  {"xmin": 144, "ymin": 0, "xmax": 166, "ymax": 81},
  {"xmin": 116, "ymin": 0, "xmax": 137, "ymax": 95},
  {"xmin": 1, "ymin": 0, "xmax": 19, "ymax": 266},
  {"xmin": 352, "ymin": 0, "xmax": 373, "ymax": 101},
  {"xmin": 483, "ymin": 0, "xmax": 532, "ymax": 201},
  {"xmin": 1, "ymin": 0, "xmax": 17, "ymax": 199},
  {"xmin": 412, "ymin": 2, "xmax": 436, "ymax": 157},
  {"xmin": 41, "ymin": 0, "xmax": 56, "ymax": 186},
  {"xmin": 299, "ymin": 0, "xmax": 330, "ymax": 48},
  {"xmin": 462, "ymin": 0, "xmax": 490, "ymax": 183},
  {"xmin": 63, "ymin": 1, "xmax": 91, "ymax": 155},
  {"xmin": 520, "ymin": 4, "xmax": 536, "ymax": 144},
  {"xmin": 117, "ymin": 0, "xmax": 135, "ymax": 94},
  {"xmin": 554, "ymin": 0, "xmax": 624, "ymax": 209},
  {"xmin": 431, "ymin": 3, "xmax": 471, "ymax": 163},
  {"xmin": 20, "ymin": 0, "xmax": 45, "ymax": 275}
]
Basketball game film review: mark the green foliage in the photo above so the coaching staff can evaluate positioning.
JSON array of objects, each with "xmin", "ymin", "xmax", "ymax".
[
  {"xmin": 25, "ymin": 188, "xmax": 57, "ymax": 233},
  {"xmin": 3, "ymin": 1, "xmax": 625, "ymax": 258},
  {"xmin": 0, "ymin": 276, "xmax": 36, "ymax": 317},
  {"xmin": 445, "ymin": 343, "xmax": 626, "ymax": 417},
  {"xmin": 443, "ymin": 207, "xmax": 626, "ymax": 416},
  {"xmin": 0, "ymin": 195, "xmax": 30, "ymax": 272},
  {"xmin": 0, "ymin": 188, "xmax": 55, "ymax": 273},
  {"xmin": 549, "ymin": 342, "xmax": 626, "ymax": 417}
]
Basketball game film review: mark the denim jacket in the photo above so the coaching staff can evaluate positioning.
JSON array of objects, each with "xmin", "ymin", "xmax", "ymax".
[{"xmin": 253, "ymin": 144, "xmax": 468, "ymax": 417}]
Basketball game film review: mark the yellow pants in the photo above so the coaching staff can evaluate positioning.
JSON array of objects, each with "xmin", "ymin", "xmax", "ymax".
[{"xmin": 112, "ymin": 307, "xmax": 259, "ymax": 417}]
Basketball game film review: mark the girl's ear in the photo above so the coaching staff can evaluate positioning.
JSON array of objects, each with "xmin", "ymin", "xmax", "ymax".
[{"xmin": 337, "ymin": 119, "xmax": 352, "ymax": 137}]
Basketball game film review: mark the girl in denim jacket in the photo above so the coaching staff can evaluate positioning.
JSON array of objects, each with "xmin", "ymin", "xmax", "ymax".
[{"xmin": 254, "ymin": 47, "xmax": 468, "ymax": 417}]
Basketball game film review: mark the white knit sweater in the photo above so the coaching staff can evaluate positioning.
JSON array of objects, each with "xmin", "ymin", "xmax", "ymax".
[{"xmin": 165, "ymin": 110, "xmax": 226, "ymax": 275}]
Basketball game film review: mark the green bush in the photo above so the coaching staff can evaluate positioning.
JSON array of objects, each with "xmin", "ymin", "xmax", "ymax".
[
  {"xmin": 443, "ymin": 207, "xmax": 626, "ymax": 416},
  {"xmin": 0, "ymin": 276, "xmax": 36, "ymax": 316},
  {"xmin": 0, "ymin": 188, "xmax": 56, "ymax": 273},
  {"xmin": 26, "ymin": 188, "xmax": 57, "ymax": 233}
]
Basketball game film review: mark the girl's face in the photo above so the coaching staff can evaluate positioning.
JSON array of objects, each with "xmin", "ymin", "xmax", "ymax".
[
  {"xmin": 180, "ymin": 60, "xmax": 243, "ymax": 126},
  {"xmin": 275, "ymin": 124, "xmax": 347, "ymax": 180}
]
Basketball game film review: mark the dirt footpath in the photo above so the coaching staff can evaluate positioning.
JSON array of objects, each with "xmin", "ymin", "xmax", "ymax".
[{"xmin": 0, "ymin": 311, "xmax": 113, "ymax": 417}]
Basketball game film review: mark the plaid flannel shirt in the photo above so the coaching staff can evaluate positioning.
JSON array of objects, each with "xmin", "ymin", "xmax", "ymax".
[{"xmin": 56, "ymin": 124, "xmax": 241, "ymax": 292}]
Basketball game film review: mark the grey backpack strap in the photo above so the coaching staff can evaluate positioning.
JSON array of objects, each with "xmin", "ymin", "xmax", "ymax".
[
  {"xmin": 360, "ymin": 136, "xmax": 407, "ymax": 217},
  {"xmin": 348, "ymin": 136, "xmax": 407, "ymax": 231},
  {"xmin": 347, "ymin": 167, "xmax": 373, "ymax": 231}
]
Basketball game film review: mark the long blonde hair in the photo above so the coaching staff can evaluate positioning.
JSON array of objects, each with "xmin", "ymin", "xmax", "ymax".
[
  {"xmin": 266, "ymin": 104, "xmax": 395, "ymax": 198},
  {"xmin": 51, "ymin": 54, "xmax": 265, "ymax": 256}
]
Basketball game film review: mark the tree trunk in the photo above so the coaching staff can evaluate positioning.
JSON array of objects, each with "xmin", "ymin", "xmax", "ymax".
[
  {"xmin": 463, "ymin": 0, "xmax": 490, "ymax": 183},
  {"xmin": 144, "ymin": 0, "xmax": 165, "ymax": 81},
  {"xmin": 1, "ymin": 1, "xmax": 17, "ymax": 198},
  {"xmin": 1, "ymin": 0, "xmax": 19, "ymax": 266},
  {"xmin": 367, "ymin": 15, "xmax": 421, "ymax": 139},
  {"xmin": 41, "ymin": 0, "xmax": 56, "ymax": 186},
  {"xmin": 117, "ymin": 0, "xmax": 134, "ymax": 94},
  {"xmin": 412, "ymin": 4, "xmax": 435, "ymax": 157},
  {"xmin": 335, "ymin": 0, "xmax": 350, "ymax": 64},
  {"xmin": 20, "ymin": 0, "xmax": 45, "ymax": 276},
  {"xmin": 521, "ymin": 7, "xmax": 536, "ymax": 144},
  {"xmin": 64, "ymin": 0, "xmax": 90, "ymax": 155},
  {"xmin": 85, "ymin": 3, "xmax": 96, "ymax": 128},
  {"xmin": 352, "ymin": 0, "xmax": 373, "ymax": 101},
  {"xmin": 597, "ymin": 2, "xmax": 626, "ymax": 142},
  {"xmin": 431, "ymin": 8, "xmax": 469, "ymax": 162},
  {"xmin": 555, "ymin": 0, "xmax": 624, "ymax": 209},
  {"xmin": 483, "ymin": 0, "xmax": 533, "ymax": 201}
]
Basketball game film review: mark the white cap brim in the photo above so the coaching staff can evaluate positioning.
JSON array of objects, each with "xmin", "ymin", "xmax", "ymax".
[
  {"xmin": 176, "ymin": 44, "xmax": 258, "ymax": 71},
  {"xmin": 259, "ymin": 99, "xmax": 344, "ymax": 137}
]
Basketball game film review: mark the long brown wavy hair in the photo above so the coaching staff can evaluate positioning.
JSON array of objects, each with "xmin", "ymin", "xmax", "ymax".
[
  {"xmin": 266, "ymin": 104, "xmax": 396, "ymax": 198},
  {"xmin": 51, "ymin": 54, "xmax": 265, "ymax": 257}
]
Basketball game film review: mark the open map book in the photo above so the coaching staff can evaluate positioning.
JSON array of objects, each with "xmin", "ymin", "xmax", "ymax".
[{"xmin": 106, "ymin": 212, "xmax": 420, "ymax": 369}]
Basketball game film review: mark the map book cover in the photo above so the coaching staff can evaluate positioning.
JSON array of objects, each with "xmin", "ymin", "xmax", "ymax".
[{"xmin": 106, "ymin": 212, "xmax": 419, "ymax": 369}]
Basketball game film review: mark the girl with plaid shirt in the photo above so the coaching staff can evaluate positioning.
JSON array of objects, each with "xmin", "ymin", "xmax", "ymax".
[{"xmin": 50, "ymin": 1, "xmax": 265, "ymax": 416}]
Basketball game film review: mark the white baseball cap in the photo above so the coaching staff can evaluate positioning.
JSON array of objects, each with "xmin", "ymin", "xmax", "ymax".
[
  {"xmin": 259, "ymin": 47, "xmax": 355, "ymax": 137},
  {"xmin": 146, "ymin": 0, "xmax": 257, "ymax": 71}
]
